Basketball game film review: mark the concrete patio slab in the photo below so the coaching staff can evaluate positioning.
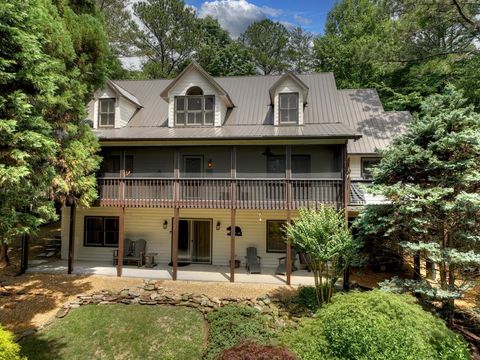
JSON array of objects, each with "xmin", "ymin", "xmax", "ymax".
[{"xmin": 27, "ymin": 260, "xmax": 317, "ymax": 286}]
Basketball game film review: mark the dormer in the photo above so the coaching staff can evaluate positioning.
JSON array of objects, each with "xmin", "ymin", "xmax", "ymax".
[
  {"xmin": 90, "ymin": 80, "xmax": 142, "ymax": 129},
  {"xmin": 269, "ymin": 73, "xmax": 309, "ymax": 126},
  {"xmin": 160, "ymin": 61, "xmax": 234, "ymax": 128}
]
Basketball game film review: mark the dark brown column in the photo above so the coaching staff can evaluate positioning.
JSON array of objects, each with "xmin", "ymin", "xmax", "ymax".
[
  {"xmin": 117, "ymin": 207, "xmax": 125, "ymax": 277},
  {"xmin": 286, "ymin": 145, "xmax": 292, "ymax": 286},
  {"xmin": 230, "ymin": 146, "xmax": 237, "ymax": 282},
  {"xmin": 172, "ymin": 148, "xmax": 180, "ymax": 280},
  {"xmin": 342, "ymin": 143, "xmax": 351, "ymax": 291},
  {"xmin": 68, "ymin": 203, "xmax": 76, "ymax": 274}
]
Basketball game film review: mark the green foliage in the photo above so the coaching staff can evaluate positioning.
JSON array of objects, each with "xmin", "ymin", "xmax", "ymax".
[
  {"xmin": 315, "ymin": 0, "xmax": 480, "ymax": 111},
  {"xmin": 0, "ymin": 326, "xmax": 23, "ymax": 360},
  {"xmin": 283, "ymin": 290, "xmax": 470, "ymax": 360},
  {"xmin": 296, "ymin": 286, "xmax": 319, "ymax": 310},
  {"xmin": 131, "ymin": 0, "xmax": 199, "ymax": 78},
  {"xmin": 356, "ymin": 87, "xmax": 480, "ymax": 318},
  {"xmin": 285, "ymin": 207, "xmax": 358, "ymax": 304},
  {"xmin": 0, "ymin": 0, "xmax": 105, "ymax": 256},
  {"xmin": 204, "ymin": 305, "xmax": 274, "ymax": 360},
  {"xmin": 239, "ymin": 19, "xmax": 289, "ymax": 75}
]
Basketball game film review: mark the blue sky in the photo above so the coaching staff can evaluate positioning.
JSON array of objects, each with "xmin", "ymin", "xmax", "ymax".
[{"xmin": 187, "ymin": 0, "xmax": 336, "ymax": 37}]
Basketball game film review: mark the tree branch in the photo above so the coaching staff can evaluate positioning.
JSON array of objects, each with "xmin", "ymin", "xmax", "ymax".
[{"xmin": 452, "ymin": 0, "xmax": 480, "ymax": 34}]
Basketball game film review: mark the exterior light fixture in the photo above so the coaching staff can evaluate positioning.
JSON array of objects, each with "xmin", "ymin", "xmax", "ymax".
[
  {"xmin": 258, "ymin": 212, "xmax": 262, "ymax": 222},
  {"xmin": 163, "ymin": 220, "xmax": 168, "ymax": 229},
  {"xmin": 216, "ymin": 221, "xmax": 221, "ymax": 230},
  {"xmin": 207, "ymin": 159, "xmax": 215, "ymax": 169}
]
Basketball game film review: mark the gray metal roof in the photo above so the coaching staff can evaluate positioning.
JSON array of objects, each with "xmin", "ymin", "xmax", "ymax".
[
  {"xmin": 107, "ymin": 80, "xmax": 142, "ymax": 108},
  {"xmin": 337, "ymin": 89, "xmax": 411, "ymax": 154},
  {"xmin": 96, "ymin": 123, "xmax": 359, "ymax": 141},
  {"xmin": 101, "ymin": 73, "xmax": 410, "ymax": 153}
]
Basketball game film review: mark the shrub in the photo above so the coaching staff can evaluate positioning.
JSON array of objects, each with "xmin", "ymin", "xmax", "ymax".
[
  {"xmin": 284, "ymin": 290, "xmax": 470, "ymax": 360},
  {"xmin": 218, "ymin": 342, "xmax": 297, "ymax": 360},
  {"xmin": 204, "ymin": 305, "xmax": 274, "ymax": 360},
  {"xmin": 296, "ymin": 286, "xmax": 318, "ymax": 310},
  {"xmin": 0, "ymin": 326, "xmax": 23, "ymax": 360}
]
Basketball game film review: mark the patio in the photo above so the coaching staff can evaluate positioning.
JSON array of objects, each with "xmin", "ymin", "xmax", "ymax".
[{"xmin": 27, "ymin": 259, "xmax": 319, "ymax": 286}]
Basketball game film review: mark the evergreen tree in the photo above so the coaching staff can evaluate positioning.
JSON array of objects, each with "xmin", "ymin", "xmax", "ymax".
[
  {"xmin": 356, "ymin": 87, "xmax": 480, "ymax": 323},
  {"xmin": 0, "ymin": 0, "xmax": 107, "ymax": 265}
]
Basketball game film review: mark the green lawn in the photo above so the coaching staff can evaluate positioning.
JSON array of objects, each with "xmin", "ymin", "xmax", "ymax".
[{"xmin": 20, "ymin": 305, "xmax": 206, "ymax": 360}]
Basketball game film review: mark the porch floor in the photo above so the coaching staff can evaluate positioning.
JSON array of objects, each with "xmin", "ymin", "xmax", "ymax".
[{"xmin": 27, "ymin": 259, "xmax": 319, "ymax": 286}]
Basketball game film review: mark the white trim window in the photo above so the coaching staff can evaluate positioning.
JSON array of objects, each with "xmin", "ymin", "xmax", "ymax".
[
  {"xmin": 175, "ymin": 95, "xmax": 215, "ymax": 126},
  {"xmin": 98, "ymin": 98, "xmax": 116, "ymax": 127},
  {"xmin": 279, "ymin": 93, "xmax": 299, "ymax": 124}
]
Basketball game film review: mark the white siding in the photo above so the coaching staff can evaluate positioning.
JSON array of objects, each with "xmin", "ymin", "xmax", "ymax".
[
  {"xmin": 62, "ymin": 207, "xmax": 299, "ymax": 268},
  {"xmin": 167, "ymin": 68, "xmax": 224, "ymax": 127},
  {"xmin": 87, "ymin": 86, "xmax": 137, "ymax": 129},
  {"xmin": 350, "ymin": 155, "xmax": 362, "ymax": 179},
  {"xmin": 273, "ymin": 78, "xmax": 304, "ymax": 126}
]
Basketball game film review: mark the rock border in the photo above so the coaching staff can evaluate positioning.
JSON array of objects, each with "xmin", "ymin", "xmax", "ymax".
[{"xmin": 16, "ymin": 280, "xmax": 312, "ymax": 341}]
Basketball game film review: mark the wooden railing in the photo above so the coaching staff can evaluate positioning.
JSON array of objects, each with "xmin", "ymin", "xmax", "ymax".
[{"xmin": 97, "ymin": 177, "xmax": 343, "ymax": 209}]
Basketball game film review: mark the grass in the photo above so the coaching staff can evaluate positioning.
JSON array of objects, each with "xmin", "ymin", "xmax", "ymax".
[{"xmin": 20, "ymin": 305, "xmax": 206, "ymax": 360}]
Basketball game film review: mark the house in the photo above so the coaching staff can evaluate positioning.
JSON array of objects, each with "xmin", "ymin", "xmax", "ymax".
[{"xmin": 60, "ymin": 61, "xmax": 410, "ymax": 284}]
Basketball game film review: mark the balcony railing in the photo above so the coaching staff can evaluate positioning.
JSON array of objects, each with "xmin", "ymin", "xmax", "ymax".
[{"xmin": 97, "ymin": 177, "xmax": 343, "ymax": 210}]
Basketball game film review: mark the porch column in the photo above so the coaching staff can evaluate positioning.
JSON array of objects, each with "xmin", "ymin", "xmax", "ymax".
[
  {"xmin": 117, "ymin": 149, "xmax": 126, "ymax": 277},
  {"xmin": 286, "ymin": 145, "xmax": 292, "ymax": 286},
  {"xmin": 342, "ymin": 143, "xmax": 350, "ymax": 291},
  {"xmin": 117, "ymin": 207, "xmax": 125, "ymax": 277},
  {"xmin": 172, "ymin": 148, "xmax": 180, "ymax": 280},
  {"xmin": 68, "ymin": 201, "xmax": 76, "ymax": 275},
  {"xmin": 20, "ymin": 233, "xmax": 29, "ymax": 275},
  {"xmin": 230, "ymin": 146, "xmax": 237, "ymax": 282}
]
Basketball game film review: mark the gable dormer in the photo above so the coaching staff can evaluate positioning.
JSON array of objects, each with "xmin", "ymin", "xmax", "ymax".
[
  {"xmin": 160, "ymin": 61, "xmax": 234, "ymax": 128},
  {"xmin": 90, "ymin": 80, "xmax": 142, "ymax": 129},
  {"xmin": 269, "ymin": 73, "xmax": 309, "ymax": 126}
]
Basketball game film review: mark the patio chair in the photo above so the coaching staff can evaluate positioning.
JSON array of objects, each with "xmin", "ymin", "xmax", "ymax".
[
  {"xmin": 113, "ymin": 238, "xmax": 146, "ymax": 267},
  {"xmin": 299, "ymin": 252, "xmax": 313, "ymax": 272},
  {"xmin": 245, "ymin": 247, "xmax": 261, "ymax": 274},
  {"xmin": 275, "ymin": 248, "xmax": 298, "ymax": 275},
  {"xmin": 113, "ymin": 238, "xmax": 132, "ymax": 265}
]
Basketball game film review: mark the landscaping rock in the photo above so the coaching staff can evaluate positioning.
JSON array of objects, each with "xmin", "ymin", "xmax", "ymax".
[{"xmin": 56, "ymin": 307, "xmax": 70, "ymax": 318}]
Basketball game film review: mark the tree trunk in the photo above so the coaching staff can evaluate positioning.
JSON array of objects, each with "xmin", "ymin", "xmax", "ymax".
[
  {"xmin": 441, "ymin": 223, "xmax": 454, "ymax": 325},
  {"xmin": 426, "ymin": 259, "xmax": 436, "ymax": 280},
  {"xmin": 413, "ymin": 252, "xmax": 421, "ymax": 280},
  {"xmin": 0, "ymin": 243, "xmax": 9, "ymax": 267}
]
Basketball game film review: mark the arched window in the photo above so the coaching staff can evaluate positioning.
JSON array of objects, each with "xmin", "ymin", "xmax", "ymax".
[
  {"xmin": 175, "ymin": 87, "xmax": 215, "ymax": 126},
  {"xmin": 186, "ymin": 86, "xmax": 203, "ymax": 96}
]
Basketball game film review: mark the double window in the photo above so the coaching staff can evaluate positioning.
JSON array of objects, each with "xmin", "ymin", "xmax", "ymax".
[
  {"xmin": 100, "ymin": 154, "xmax": 133, "ymax": 176},
  {"xmin": 84, "ymin": 216, "xmax": 119, "ymax": 247},
  {"xmin": 98, "ymin": 98, "xmax": 115, "ymax": 127},
  {"xmin": 175, "ymin": 95, "xmax": 215, "ymax": 126},
  {"xmin": 279, "ymin": 93, "xmax": 299, "ymax": 124},
  {"xmin": 266, "ymin": 220, "xmax": 288, "ymax": 253}
]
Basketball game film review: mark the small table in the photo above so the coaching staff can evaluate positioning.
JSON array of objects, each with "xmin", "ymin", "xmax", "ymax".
[{"xmin": 144, "ymin": 253, "xmax": 158, "ymax": 268}]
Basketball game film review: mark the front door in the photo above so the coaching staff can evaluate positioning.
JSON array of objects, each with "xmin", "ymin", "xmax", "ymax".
[
  {"xmin": 183, "ymin": 155, "xmax": 203, "ymax": 177},
  {"xmin": 176, "ymin": 219, "xmax": 211, "ymax": 263}
]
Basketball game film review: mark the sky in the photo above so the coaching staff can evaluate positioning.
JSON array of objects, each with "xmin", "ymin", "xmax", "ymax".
[{"xmin": 187, "ymin": 0, "xmax": 336, "ymax": 37}]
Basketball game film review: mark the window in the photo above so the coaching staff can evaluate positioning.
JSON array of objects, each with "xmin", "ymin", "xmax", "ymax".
[
  {"xmin": 100, "ymin": 155, "xmax": 133, "ymax": 176},
  {"xmin": 84, "ymin": 216, "xmax": 119, "ymax": 247},
  {"xmin": 175, "ymin": 94, "xmax": 215, "ymax": 126},
  {"xmin": 267, "ymin": 220, "xmax": 287, "ymax": 253},
  {"xmin": 361, "ymin": 157, "xmax": 381, "ymax": 179},
  {"xmin": 98, "ymin": 98, "xmax": 115, "ymax": 127},
  {"xmin": 279, "ymin": 93, "xmax": 299, "ymax": 124}
]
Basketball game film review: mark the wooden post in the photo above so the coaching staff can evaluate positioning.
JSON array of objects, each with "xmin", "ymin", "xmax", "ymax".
[
  {"xmin": 172, "ymin": 148, "xmax": 180, "ymax": 280},
  {"xmin": 68, "ymin": 203, "xmax": 76, "ymax": 274},
  {"xmin": 286, "ymin": 145, "xmax": 292, "ymax": 286},
  {"xmin": 342, "ymin": 144, "xmax": 350, "ymax": 291},
  {"xmin": 117, "ymin": 207, "xmax": 125, "ymax": 276},
  {"xmin": 230, "ymin": 146, "xmax": 237, "ymax": 282}
]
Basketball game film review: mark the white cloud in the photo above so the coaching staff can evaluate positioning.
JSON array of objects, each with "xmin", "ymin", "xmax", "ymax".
[
  {"xmin": 199, "ymin": 0, "xmax": 282, "ymax": 38},
  {"xmin": 293, "ymin": 14, "xmax": 312, "ymax": 25}
]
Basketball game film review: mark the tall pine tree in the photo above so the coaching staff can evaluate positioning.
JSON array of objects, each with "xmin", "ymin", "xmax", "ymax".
[{"xmin": 356, "ymin": 86, "xmax": 480, "ymax": 323}]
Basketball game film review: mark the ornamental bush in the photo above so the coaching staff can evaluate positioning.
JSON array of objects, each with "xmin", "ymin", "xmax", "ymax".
[
  {"xmin": 204, "ymin": 305, "xmax": 274, "ymax": 360},
  {"xmin": 0, "ymin": 326, "xmax": 23, "ymax": 360},
  {"xmin": 218, "ymin": 342, "xmax": 297, "ymax": 360},
  {"xmin": 284, "ymin": 290, "xmax": 470, "ymax": 360}
]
